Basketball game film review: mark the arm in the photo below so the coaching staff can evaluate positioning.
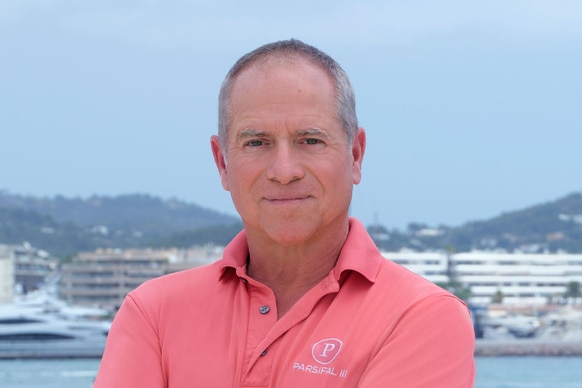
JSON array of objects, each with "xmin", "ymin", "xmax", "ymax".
[
  {"xmin": 94, "ymin": 293, "xmax": 166, "ymax": 387},
  {"xmin": 359, "ymin": 295, "xmax": 475, "ymax": 387}
]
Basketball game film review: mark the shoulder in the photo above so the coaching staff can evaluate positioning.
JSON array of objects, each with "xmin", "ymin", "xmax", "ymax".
[
  {"xmin": 358, "ymin": 261, "xmax": 476, "ymax": 386},
  {"xmin": 347, "ymin": 257, "xmax": 470, "ymax": 328},
  {"xmin": 111, "ymin": 259, "xmax": 242, "ymax": 344},
  {"xmin": 127, "ymin": 260, "xmax": 224, "ymax": 308},
  {"xmin": 376, "ymin": 257, "xmax": 454, "ymax": 301}
]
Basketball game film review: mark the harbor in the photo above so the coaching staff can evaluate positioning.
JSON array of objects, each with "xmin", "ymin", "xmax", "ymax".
[
  {"xmin": 475, "ymin": 339, "xmax": 582, "ymax": 357},
  {"xmin": 473, "ymin": 303, "xmax": 582, "ymax": 356},
  {"xmin": 0, "ymin": 290, "xmax": 110, "ymax": 360}
]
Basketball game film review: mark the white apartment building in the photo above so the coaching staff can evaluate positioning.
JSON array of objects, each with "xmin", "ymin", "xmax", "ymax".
[
  {"xmin": 11, "ymin": 242, "xmax": 58, "ymax": 293},
  {"xmin": 0, "ymin": 245, "xmax": 15, "ymax": 304},
  {"xmin": 0, "ymin": 242, "xmax": 57, "ymax": 303},
  {"xmin": 60, "ymin": 247, "xmax": 582, "ymax": 310},
  {"xmin": 384, "ymin": 250, "xmax": 582, "ymax": 305}
]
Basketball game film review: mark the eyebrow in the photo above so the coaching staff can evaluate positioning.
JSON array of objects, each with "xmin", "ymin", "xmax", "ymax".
[
  {"xmin": 297, "ymin": 128, "xmax": 330, "ymax": 139},
  {"xmin": 235, "ymin": 127, "xmax": 331, "ymax": 142},
  {"xmin": 236, "ymin": 129, "xmax": 267, "ymax": 142}
]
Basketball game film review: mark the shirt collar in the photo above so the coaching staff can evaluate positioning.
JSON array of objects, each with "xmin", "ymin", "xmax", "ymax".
[
  {"xmin": 218, "ymin": 229, "xmax": 249, "ymax": 276},
  {"xmin": 219, "ymin": 217, "xmax": 383, "ymax": 284},
  {"xmin": 333, "ymin": 217, "xmax": 382, "ymax": 283}
]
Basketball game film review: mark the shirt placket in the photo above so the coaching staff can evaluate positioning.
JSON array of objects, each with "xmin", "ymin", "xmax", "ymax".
[{"xmin": 240, "ymin": 276, "xmax": 278, "ymax": 387}]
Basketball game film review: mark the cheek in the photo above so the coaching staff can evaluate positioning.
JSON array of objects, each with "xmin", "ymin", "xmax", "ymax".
[
  {"xmin": 319, "ymin": 160, "xmax": 354, "ymax": 192},
  {"xmin": 225, "ymin": 163, "xmax": 257, "ymax": 198}
]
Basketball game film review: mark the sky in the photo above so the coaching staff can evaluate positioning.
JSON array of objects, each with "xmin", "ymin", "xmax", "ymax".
[{"xmin": 1, "ymin": 0, "xmax": 581, "ymax": 230}]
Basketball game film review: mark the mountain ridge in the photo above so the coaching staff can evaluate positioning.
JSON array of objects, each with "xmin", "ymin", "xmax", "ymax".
[
  {"xmin": 369, "ymin": 192, "xmax": 582, "ymax": 253},
  {"xmin": 0, "ymin": 191, "xmax": 240, "ymax": 256},
  {"xmin": 1, "ymin": 190, "xmax": 581, "ymax": 256}
]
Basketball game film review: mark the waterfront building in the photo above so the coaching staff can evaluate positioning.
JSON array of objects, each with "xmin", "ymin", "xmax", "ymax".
[
  {"xmin": 383, "ymin": 250, "xmax": 582, "ymax": 305},
  {"xmin": 0, "ymin": 246, "xmax": 14, "ymax": 303},
  {"xmin": 59, "ymin": 247, "xmax": 582, "ymax": 310},
  {"xmin": 0, "ymin": 243, "xmax": 58, "ymax": 302},
  {"xmin": 59, "ymin": 246, "xmax": 223, "ymax": 311},
  {"xmin": 12, "ymin": 242, "xmax": 58, "ymax": 293}
]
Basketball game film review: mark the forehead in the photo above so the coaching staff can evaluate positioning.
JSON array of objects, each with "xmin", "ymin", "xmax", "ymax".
[
  {"xmin": 238, "ymin": 53, "xmax": 331, "ymax": 82},
  {"xmin": 237, "ymin": 54, "xmax": 334, "ymax": 89},
  {"xmin": 229, "ymin": 58, "xmax": 335, "ymax": 111},
  {"xmin": 229, "ymin": 63, "xmax": 337, "ymax": 130}
]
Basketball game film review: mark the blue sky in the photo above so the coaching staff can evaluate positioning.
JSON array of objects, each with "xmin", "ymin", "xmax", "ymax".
[{"xmin": 1, "ymin": 1, "xmax": 581, "ymax": 229}]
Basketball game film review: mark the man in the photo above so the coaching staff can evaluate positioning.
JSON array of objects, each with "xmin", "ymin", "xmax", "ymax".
[{"xmin": 95, "ymin": 39, "xmax": 475, "ymax": 387}]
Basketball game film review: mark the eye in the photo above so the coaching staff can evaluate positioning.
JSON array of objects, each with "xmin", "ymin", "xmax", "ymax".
[
  {"xmin": 303, "ymin": 138, "xmax": 324, "ymax": 145},
  {"xmin": 245, "ymin": 139, "xmax": 265, "ymax": 147}
]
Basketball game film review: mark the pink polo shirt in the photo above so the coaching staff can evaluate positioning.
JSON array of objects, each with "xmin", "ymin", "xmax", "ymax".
[{"xmin": 95, "ymin": 218, "xmax": 475, "ymax": 387}]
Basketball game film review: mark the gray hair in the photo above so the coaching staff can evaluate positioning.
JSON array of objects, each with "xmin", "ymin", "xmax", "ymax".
[{"xmin": 217, "ymin": 39, "xmax": 358, "ymax": 149}]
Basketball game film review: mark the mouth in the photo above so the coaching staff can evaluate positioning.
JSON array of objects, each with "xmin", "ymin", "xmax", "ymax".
[{"xmin": 264, "ymin": 195, "xmax": 310, "ymax": 203}]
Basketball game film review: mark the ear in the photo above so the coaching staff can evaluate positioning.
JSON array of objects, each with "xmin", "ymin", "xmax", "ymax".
[
  {"xmin": 351, "ymin": 127, "xmax": 366, "ymax": 185},
  {"xmin": 210, "ymin": 135, "xmax": 230, "ymax": 191}
]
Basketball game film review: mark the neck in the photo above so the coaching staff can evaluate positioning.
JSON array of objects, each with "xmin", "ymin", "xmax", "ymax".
[{"xmin": 246, "ymin": 221, "xmax": 349, "ymax": 318}]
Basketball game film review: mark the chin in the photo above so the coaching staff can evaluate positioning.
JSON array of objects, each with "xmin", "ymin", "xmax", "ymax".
[{"xmin": 261, "ymin": 219, "xmax": 321, "ymax": 244}]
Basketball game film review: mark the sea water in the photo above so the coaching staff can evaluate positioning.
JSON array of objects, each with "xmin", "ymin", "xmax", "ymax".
[
  {"xmin": 0, "ymin": 359, "xmax": 100, "ymax": 388},
  {"xmin": 475, "ymin": 356, "xmax": 582, "ymax": 388},
  {"xmin": 1, "ymin": 357, "xmax": 582, "ymax": 387}
]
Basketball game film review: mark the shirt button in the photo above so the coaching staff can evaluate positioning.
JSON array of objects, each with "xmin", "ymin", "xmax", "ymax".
[
  {"xmin": 260, "ymin": 349, "xmax": 268, "ymax": 357},
  {"xmin": 259, "ymin": 305, "xmax": 270, "ymax": 314}
]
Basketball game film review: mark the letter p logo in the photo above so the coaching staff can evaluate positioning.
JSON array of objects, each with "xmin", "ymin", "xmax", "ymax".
[{"xmin": 312, "ymin": 338, "xmax": 343, "ymax": 365}]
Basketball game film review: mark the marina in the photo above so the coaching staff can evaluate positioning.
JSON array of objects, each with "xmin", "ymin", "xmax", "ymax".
[
  {"xmin": 476, "ymin": 339, "xmax": 582, "ymax": 357},
  {"xmin": 0, "ymin": 292, "xmax": 110, "ymax": 359}
]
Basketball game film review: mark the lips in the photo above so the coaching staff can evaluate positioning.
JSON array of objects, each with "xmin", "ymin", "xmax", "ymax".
[
  {"xmin": 264, "ymin": 194, "xmax": 311, "ymax": 202},
  {"xmin": 265, "ymin": 196, "xmax": 308, "ymax": 202}
]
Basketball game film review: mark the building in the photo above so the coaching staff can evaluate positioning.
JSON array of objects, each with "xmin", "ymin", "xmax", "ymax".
[
  {"xmin": 383, "ymin": 250, "xmax": 582, "ymax": 306},
  {"xmin": 12, "ymin": 242, "xmax": 58, "ymax": 293},
  {"xmin": 0, "ymin": 245, "xmax": 15, "ymax": 304},
  {"xmin": 0, "ymin": 242, "xmax": 58, "ymax": 302},
  {"xmin": 455, "ymin": 251, "xmax": 582, "ymax": 305},
  {"xmin": 60, "ymin": 246, "xmax": 223, "ymax": 311},
  {"xmin": 58, "ymin": 246, "xmax": 582, "ymax": 310}
]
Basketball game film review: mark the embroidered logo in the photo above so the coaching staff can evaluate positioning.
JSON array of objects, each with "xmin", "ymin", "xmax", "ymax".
[{"xmin": 311, "ymin": 338, "xmax": 343, "ymax": 365}]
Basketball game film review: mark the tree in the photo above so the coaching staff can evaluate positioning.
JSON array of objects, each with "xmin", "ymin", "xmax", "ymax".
[
  {"xmin": 436, "ymin": 246, "xmax": 472, "ymax": 302},
  {"xmin": 564, "ymin": 281, "xmax": 581, "ymax": 305},
  {"xmin": 491, "ymin": 289, "xmax": 504, "ymax": 304},
  {"xmin": 367, "ymin": 224, "xmax": 390, "ymax": 251}
]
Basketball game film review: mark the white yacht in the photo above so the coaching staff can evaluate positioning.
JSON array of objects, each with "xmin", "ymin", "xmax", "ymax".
[{"xmin": 0, "ymin": 293, "xmax": 111, "ymax": 359}]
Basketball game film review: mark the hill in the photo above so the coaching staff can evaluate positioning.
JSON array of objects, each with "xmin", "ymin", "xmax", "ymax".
[
  {"xmin": 442, "ymin": 192, "xmax": 582, "ymax": 252},
  {"xmin": 369, "ymin": 192, "xmax": 582, "ymax": 253},
  {"xmin": 0, "ymin": 191, "xmax": 240, "ymax": 256},
  {"xmin": 1, "ymin": 190, "xmax": 581, "ymax": 257},
  {"xmin": 0, "ymin": 207, "xmax": 96, "ymax": 256}
]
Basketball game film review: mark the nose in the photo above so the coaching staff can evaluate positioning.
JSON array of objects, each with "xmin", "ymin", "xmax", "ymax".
[{"xmin": 266, "ymin": 143, "xmax": 305, "ymax": 184}]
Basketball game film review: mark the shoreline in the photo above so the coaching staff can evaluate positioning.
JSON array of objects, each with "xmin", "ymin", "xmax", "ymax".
[{"xmin": 475, "ymin": 339, "xmax": 582, "ymax": 356}]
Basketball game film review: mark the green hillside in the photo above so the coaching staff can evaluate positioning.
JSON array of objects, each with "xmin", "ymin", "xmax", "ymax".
[
  {"xmin": 0, "ymin": 191, "xmax": 240, "ymax": 257},
  {"xmin": 369, "ymin": 192, "xmax": 582, "ymax": 253},
  {"xmin": 1, "ymin": 190, "xmax": 581, "ymax": 257}
]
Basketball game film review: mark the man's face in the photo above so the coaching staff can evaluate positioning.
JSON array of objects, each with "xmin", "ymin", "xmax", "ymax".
[{"xmin": 211, "ymin": 59, "xmax": 365, "ymax": 245}]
